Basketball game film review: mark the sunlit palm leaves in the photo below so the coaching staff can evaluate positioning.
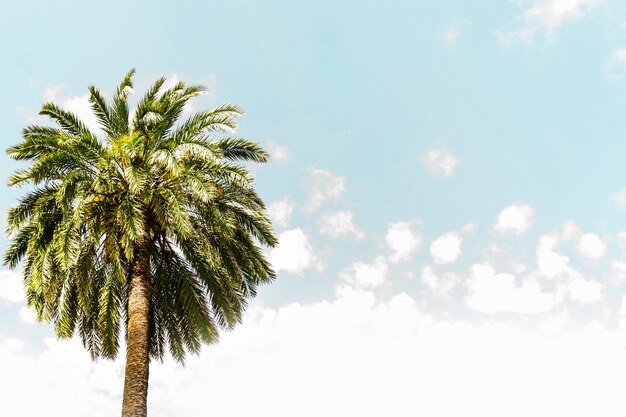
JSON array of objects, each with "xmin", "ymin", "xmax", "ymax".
[{"xmin": 4, "ymin": 69, "xmax": 277, "ymax": 362}]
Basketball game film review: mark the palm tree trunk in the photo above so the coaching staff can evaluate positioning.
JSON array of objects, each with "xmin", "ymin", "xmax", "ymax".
[{"xmin": 121, "ymin": 239, "xmax": 152, "ymax": 417}]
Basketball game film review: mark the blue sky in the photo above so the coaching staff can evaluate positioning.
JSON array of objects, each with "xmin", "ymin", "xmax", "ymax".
[{"xmin": 4, "ymin": 0, "xmax": 626, "ymax": 415}]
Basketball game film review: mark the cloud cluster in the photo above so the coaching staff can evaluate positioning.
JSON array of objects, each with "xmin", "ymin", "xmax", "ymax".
[
  {"xmin": 498, "ymin": 0, "xmax": 604, "ymax": 45},
  {"xmin": 3, "ymin": 285, "xmax": 626, "ymax": 416},
  {"xmin": 5, "ymin": 148, "xmax": 626, "ymax": 417},
  {"xmin": 419, "ymin": 219, "xmax": 611, "ymax": 314},
  {"xmin": 534, "ymin": 222, "xmax": 606, "ymax": 306},
  {"xmin": 465, "ymin": 263, "xmax": 557, "ymax": 314}
]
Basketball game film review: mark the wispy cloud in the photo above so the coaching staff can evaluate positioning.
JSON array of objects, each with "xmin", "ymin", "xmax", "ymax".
[
  {"xmin": 603, "ymin": 49, "xmax": 626, "ymax": 81},
  {"xmin": 267, "ymin": 197, "xmax": 295, "ymax": 230},
  {"xmin": 441, "ymin": 19, "xmax": 470, "ymax": 49},
  {"xmin": 267, "ymin": 140, "xmax": 290, "ymax": 162},
  {"xmin": 318, "ymin": 211, "xmax": 364, "ymax": 239},
  {"xmin": 497, "ymin": 0, "xmax": 604, "ymax": 46},
  {"xmin": 304, "ymin": 168, "xmax": 346, "ymax": 212},
  {"xmin": 423, "ymin": 148, "xmax": 459, "ymax": 178}
]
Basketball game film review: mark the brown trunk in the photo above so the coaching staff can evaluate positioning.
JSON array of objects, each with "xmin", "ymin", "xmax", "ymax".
[{"xmin": 121, "ymin": 238, "xmax": 152, "ymax": 417}]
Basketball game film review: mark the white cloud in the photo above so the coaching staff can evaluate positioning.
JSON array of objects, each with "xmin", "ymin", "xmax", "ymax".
[
  {"xmin": 267, "ymin": 140, "xmax": 289, "ymax": 162},
  {"xmin": 604, "ymin": 49, "xmax": 626, "ymax": 81},
  {"xmin": 385, "ymin": 221, "xmax": 421, "ymax": 263},
  {"xmin": 534, "ymin": 226, "xmax": 606, "ymax": 304},
  {"xmin": 3, "ymin": 286, "xmax": 626, "ymax": 416},
  {"xmin": 498, "ymin": 0, "xmax": 604, "ymax": 46},
  {"xmin": 267, "ymin": 197, "xmax": 295, "ymax": 230},
  {"xmin": 577, "ymin": 233, "xmax": 606, "ymax": 259},
  {"xmin": 494, "ymin": 203, "xmax": 535, "ymax": 235},
  {"xmin": 18, "ymin": 83, "xmax": 106, "ymax": 135},
  {"xmin": 15, "ymin": 106, "xmax": 41, "ymax": 124},
  {"xmin": 305, "ymin": 168, "xmax": 346, "ymax": 212},
  {"xmin": 318, "ymin": 211, "xmax": 364, "ymax": 239},
  {"xmin": 537, "ymin": 235, "xmax": 571, "ymax": 278},
  {"xmin": 19, "ymin": 306, "xmax": 37, "ymax": 325},
  {"xmin": 525, "ymin": 0, "xmax": 601, "ymax": 30},
  {"xmin": 339, "ymin": 256, "xmax": 388, "ymax": 290},
  {"xmin": 0, "ymin": 270, "xmax": 24, "ymax": 305},
  {"xmin": 430, "ymin": 232, "xmax": 462, "ymax": 264},
  {"xmin": 569, "ymin": 278, "xmax": 603, "ymax": 303},
  {"xmin": 423, "ymin": 148, "xmax": 459, "ymax": 177},
  {"xmin": 0, "ymin": 335, "xmax": 123, "ymax": 417},
  {"xmin": 42, "ymin": 84, "xmax": 103, "ymax": 134},
  {"xmin": 268, "ymin": 229, "xmax": 321, "ymax": 274},
  {"xmin": 466, "ymin": 263, "xmax": 557, "ymax": 314},
  {"xmin": 535, "ymin": 222, "xmax": 600, "ymax": 280}
]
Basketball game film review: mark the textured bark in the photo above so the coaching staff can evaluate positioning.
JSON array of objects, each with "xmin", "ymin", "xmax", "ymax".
[{"xmin": 121, "ymin": 238, "xmax": 152, "ymax": 417}]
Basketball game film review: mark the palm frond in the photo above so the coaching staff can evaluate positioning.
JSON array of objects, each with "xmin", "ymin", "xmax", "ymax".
[{"xmin": 3, "ymin": 69, "xmax": 276, "ymax": 363}]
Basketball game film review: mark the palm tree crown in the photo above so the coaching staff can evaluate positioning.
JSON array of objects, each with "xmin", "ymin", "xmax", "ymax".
[{"xmin": 3, "ymin": 69, "xmax": 277, "ymax": 364}]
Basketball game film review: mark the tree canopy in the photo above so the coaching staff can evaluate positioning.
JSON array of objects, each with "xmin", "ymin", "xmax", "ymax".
[{"xmin": 4, "ymin": 69, "xmax": 278, "ymax": 363}]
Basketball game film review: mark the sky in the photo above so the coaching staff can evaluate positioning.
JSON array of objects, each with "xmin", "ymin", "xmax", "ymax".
[{"xmin": 4, "ymin": 0, "xmax": 626, "ymax": 415}]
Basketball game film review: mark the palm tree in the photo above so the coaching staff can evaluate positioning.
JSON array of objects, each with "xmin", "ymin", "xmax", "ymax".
[{"xmin": 3, "ymin": 69, "xmax": 278, "ymax": 417}]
